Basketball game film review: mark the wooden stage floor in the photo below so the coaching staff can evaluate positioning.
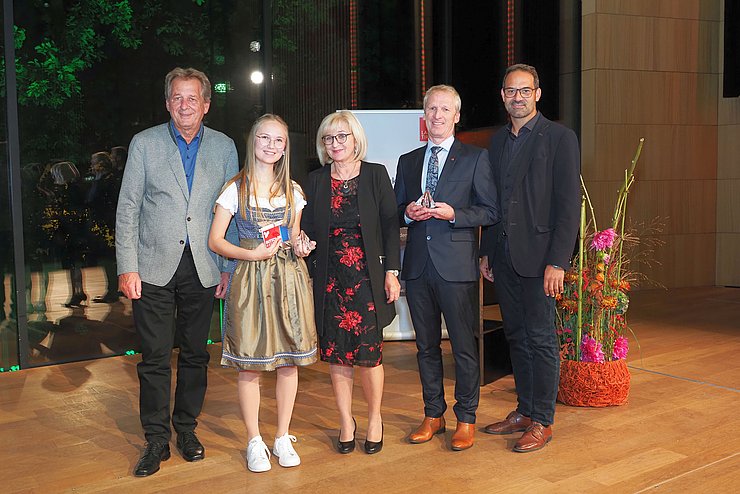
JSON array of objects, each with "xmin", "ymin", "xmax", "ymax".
[{"xmin": 1, "ymin": 287, "xmax": 739, "ymax": 493}]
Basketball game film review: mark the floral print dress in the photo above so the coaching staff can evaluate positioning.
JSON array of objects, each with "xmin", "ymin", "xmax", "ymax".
[{"xmin": 320, "ymin": 176, "xmax": 382, "ymax": 367}]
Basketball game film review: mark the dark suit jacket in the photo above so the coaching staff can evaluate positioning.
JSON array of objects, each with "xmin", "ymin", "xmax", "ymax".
[
  {"xmin": 301, "ymin": 161, "xmax": 400, "ymax": 337},
  {"xmin": 480, "ymin": 114, "xmax": 581, "ymax": 277},
  {"xmin": 394, "ymin": 139, "xmax": 499, "ymax": 283}
]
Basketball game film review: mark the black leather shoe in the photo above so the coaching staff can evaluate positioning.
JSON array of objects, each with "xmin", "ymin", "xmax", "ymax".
[
  {"xmin": 134, "ymin": 442, "xmax": 170, "ymax": 477},
  {"xmin": 176, "ymin": 431, "xmax": 205, "ymax": 462},
  {"xmin": 337, "ymin": 418, "xmax": 357, "ymax": 454},
  {"xmin": 364, "ymin": 423, "xmax": 383, "ymax": 455}
]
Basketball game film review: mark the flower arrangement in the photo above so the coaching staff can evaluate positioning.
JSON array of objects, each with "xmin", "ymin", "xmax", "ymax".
[{"xmin": 556, "ymin": 139, "xmax": 645, "ymax": 363}]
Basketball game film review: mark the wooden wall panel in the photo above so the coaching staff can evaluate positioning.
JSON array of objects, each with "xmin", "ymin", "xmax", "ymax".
[
  {"xmin": 589, "ymin": 124, "xmax": 718, "ymax": 181},
  {"xmin": 594, "ymin": 0, "xmax": 720, "ymax": 20},
  {"xmin": 635, "ymin": 233, "xmax": 716, "ymax": 288},
  {"xmin": 581, "ymin": 69, "xmax": 597, "ymax": 171},
  {"xmin": 717, "ymin": 179, "xmax": 740, "ymax": 232},
  {"xmin": 718, "ymin": 96, "xmax": 740, "ymax": 123},
  {"xmin": 582, "ymin": 14, "xmax": 597, "ymax": 70},
  {"xmin": 716, "ymin": 1, "xmax": 740, "ymax": 285},
  {"xmin": 584, "ymin": 180, "xmax": 716, "ymax": 236},
  {"xmin": 716, "ymin": 234, "xmax": 740, "ymax": 286},
  {"xmin": 582, "ymin": 0, "xmax": 723, "ymax": 288},
  {"xmin": 595, "ymin": 71, "xmax": 718, "ymax": 125},
  {"xmin": 717, "ymin": 125, "xmax": 740, "ymax": 178},
  {"xmin": 593, "ymin": 14, "xmax": 718, "ymax": 72}
]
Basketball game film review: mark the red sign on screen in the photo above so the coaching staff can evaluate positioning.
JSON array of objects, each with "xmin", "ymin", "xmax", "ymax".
[{"xmin": 419, "ymin": 117, "xmax": 428, "ymax": 142}]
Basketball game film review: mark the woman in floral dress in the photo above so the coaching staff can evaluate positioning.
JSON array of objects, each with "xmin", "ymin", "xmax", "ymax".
[
  {"xmin": 302, "ymin": 111, "xmax": 400, "ymax": 455},
  {"xmin": 209, "ymin": 114, "xmax": 317, "ymax": 473}
]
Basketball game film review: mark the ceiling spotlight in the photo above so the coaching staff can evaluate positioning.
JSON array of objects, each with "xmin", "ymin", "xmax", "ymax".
[
  {"xmin": 250, "ymin": 41, "xmax": 261, "ymax": 52},
  {"xmin": 250, "ymin": 70, "xmax": 264, "ymax": 84}
]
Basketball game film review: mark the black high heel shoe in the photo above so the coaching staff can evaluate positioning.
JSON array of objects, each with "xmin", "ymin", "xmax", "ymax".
[
  {"xmin": 364, "ymin": 422, "xmax": 383, "ymax": 455},
  {"xmin": 337, "ymin": 418, "xmax": 357, "ymax": 454}
]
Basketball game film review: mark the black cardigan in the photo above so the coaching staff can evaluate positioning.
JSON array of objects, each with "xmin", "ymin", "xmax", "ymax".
[{"xmin": 301, "ymin": 161, "xmax": 401, "ymax": 337}]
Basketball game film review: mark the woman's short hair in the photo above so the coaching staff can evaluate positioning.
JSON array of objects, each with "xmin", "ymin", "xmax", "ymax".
[
  {"xmin": 164, "ymin": 67, "xmax": 212, "ymax": 101},
  {"xmin": 315, "ymin": 110, "xmax": 368, "ymax": 165}
]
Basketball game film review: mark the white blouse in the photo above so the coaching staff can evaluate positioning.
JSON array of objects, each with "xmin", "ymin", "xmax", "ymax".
[{"xmin": 216, "ymin": 181, "xmax": 307, "ymax": 216}]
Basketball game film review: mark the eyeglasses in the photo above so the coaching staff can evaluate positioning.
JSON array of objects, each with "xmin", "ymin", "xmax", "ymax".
[
  {"xmin": 256, "ymin": 134, "xmax": 286, "ymax": 149},
  {"xmin": 503, "ymin": 87, "xmax": 536, "ymax": 98},
  {"xmin": 322, "ymin": 132, "xmax": 352, "ymax": 145}
]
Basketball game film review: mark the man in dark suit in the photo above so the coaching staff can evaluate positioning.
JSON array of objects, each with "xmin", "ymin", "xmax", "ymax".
[
  {"xmin": 480, "ymin": 64, "xmax": 581, "ymax": 453},
  {"xmin": 395, "ymin": 85, "xmax": 499, "ymax": 451}
]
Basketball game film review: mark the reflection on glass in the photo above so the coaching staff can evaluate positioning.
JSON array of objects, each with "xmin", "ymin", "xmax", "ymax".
[
  {"xmin": 10, "ymin": 2, "xmax": 262, "ymax": 365},
  {"xmin": 1, "ymin": 0, "xmax": 21, "ymax": 372}
]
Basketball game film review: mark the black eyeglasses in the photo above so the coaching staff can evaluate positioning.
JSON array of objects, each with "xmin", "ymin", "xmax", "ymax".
[
  {"xmin": 322, "ymin": 133, "xmax": 352, "ymax": 145},
  {"xmin": 503, "ymin": 87, "xmax": 536, "ymax": 98}
]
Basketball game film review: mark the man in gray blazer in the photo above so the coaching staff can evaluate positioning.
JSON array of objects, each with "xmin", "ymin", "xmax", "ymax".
[{"xmin": 116, "ymin": 67, "xmax": 238, "ymax": 477}]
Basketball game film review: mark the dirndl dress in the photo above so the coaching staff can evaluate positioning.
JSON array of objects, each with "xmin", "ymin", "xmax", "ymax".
[{"xmin": 217, "ymin": 182, "xmax": 317, "ymax": 371}]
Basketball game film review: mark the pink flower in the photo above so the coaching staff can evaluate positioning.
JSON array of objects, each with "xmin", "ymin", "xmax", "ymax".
[
  {"xmin": 581, "ymin": 335, "xmax": 605, "ymax": 363},
  {"xmin": 603, "ymin": 254, "xmax": 611, "ymax": 265},
  {"xmin": 612, "ymin": 335, "xmax": 629, "ymax": 360},
  {"xmin": 591, "ymin": 228, "xmax": 617, "ymax": 251}
]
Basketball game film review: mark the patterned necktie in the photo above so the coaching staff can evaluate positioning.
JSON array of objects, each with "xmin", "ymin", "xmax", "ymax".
[{"xmin": 425, "ymin": 146, "xmax": 442, "ymax": 195}]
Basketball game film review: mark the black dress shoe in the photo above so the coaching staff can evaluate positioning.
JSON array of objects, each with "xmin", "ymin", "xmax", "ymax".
[
  {"xmin": 63, "ymin": 293, "xmax": 87, "ymax": 308},
  {"xmin": 337, "ymin": 418, "xmax": 357, "ymax": 454},
  {"xmin": 364, "ymin": 423, "xmax": 383, "ymax": 455},
  {"xmin": 134, "ymin": 442, "xmax": 170, "ymax": 477},
  {"xmin": 176, "ymin": 431, "xmax": 205, "ymax": 461}
]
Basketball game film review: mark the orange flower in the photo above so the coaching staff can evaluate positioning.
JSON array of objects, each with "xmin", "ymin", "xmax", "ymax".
[
  {"xmin": 601, "ymin": 296, "xmax": 618, "ymax": 309},
  {"xmin": 595, "ymin": 272, "xmax": 605, "ymax": 282}
]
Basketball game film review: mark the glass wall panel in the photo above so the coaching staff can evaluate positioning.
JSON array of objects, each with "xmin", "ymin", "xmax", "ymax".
[
  {"xmin": 12, "ymin": 0, "xmax": 261, "ymax": 366},
  {"xmin": 1, "ymin": 0, "xmax": 21, "ymax": 372}
]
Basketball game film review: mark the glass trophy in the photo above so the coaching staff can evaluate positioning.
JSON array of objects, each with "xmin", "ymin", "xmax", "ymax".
[{"xmin": 421, "ymin": 190, "xmax": 436, "ymax": 209}]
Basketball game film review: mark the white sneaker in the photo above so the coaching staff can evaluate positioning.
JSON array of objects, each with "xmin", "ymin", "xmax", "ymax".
[
  {"xmin": 247, "ymin": 436, "xmax": 271, "ymax": 472},
  {"xmin": 272, "ymin": 433, "xmax": 301, "ymax": 467}
]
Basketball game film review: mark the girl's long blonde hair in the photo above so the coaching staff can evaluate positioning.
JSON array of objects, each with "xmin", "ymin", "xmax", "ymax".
[{"xmin": 225, "ymin": 114, "xmax": 300, "ymax": 226}]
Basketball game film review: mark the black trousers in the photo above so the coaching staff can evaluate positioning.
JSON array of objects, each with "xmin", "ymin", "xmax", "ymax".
[
  {"xmin": 132, "ymin": 247, "xmax": 216, "ymax": 443},
  {"xmin": 492, "ymin": 236, "xmax": 558, "ymax": 426},
  {"xmin": 406, "ymin": 260, "xmax": 480, "ymax": 423}
]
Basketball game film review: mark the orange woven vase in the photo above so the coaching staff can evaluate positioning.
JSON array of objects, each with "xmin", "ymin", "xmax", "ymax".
[{"xmin": 558, "ymin": 359, "xmax": 630, "ymax": 407}]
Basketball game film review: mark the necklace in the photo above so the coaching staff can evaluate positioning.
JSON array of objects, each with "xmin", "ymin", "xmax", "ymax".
[{"xmin": 333, "ymin": 162, "xmax": 360, "ymax": 189}]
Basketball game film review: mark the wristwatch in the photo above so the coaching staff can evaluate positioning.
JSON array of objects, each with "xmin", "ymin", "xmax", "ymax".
[
  {"xmin": 386, "ymin": 270, "xmax": 400, "ymax": 277},
  {"xmin": 550, "ymin": 264, "xmax": 564, "ymax": 270}
]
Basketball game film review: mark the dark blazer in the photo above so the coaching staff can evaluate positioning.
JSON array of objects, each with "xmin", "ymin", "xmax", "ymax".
[
  {"xmin": 480, "ymin": 114, "xmax": 581, "ymax": 277},
  {"xmin": 302, "ymin": 161, "xmax": 400, "ymax": 337},
  {"xmin": 394, "ymin": 138, "xmax": 499, "ymax": 282}
]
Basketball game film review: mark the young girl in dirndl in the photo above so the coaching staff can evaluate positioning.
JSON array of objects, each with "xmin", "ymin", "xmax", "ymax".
[{"xmin": 208, "ymin": 114, "xmax": 317, "ymax": 473}]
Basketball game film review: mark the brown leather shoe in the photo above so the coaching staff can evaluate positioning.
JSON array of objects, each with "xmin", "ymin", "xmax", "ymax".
[
  {"xmin": 483, "ymin": 410, "xmax": 532, "ymax": 435},
  {"xmin": 408, "ymin": 416, "xmax": 446, "ymax": 444},
  {"xmin": 450, "ymin": 422, "xmax": 475, "ymax": 451},
  {"xmin": 513, "ymin": 422, "xmax": 552, "ymax": 453}
]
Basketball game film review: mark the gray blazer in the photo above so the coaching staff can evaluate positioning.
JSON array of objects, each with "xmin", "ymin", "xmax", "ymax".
[{"xmin": 116, "ymin": 123, "xmax": 239, "ymax": 288}]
